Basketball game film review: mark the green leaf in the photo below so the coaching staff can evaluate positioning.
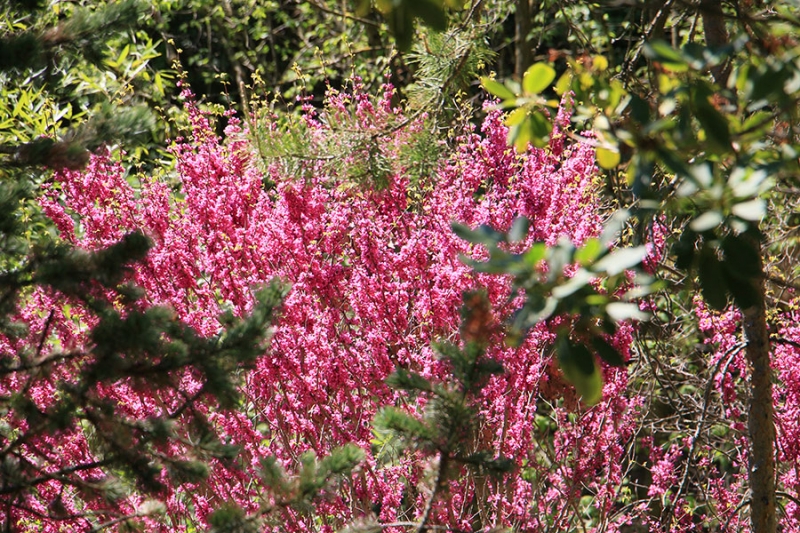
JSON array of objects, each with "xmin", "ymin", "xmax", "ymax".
[
  {"xmin": 574, "ymin": 238, "xmax": 603, "ymax": 266},
  {"xmin": 451, "ymin": 223, "xmax": 504, "ymax": 247},
  {"xmin": 552, "ymin": 269, "xmax": 593, "ymax": 299},
  {"xmin": 644, "ymin": 41, "xmax": 689, "ymax": 72},
  {"xmin": 481, "ymin": 77, "xmax": 516, "ymax": 100},
  {"xmin": 592, "ymin": 246, "xmax": 647, "ymax": 275},
  {"xmin": 673, "ymin": 229, "xmax": 697, "ymax": 270},
  {"xmin": 722, "ymin": 267, "xmax": 761, "ymax": 309},
  {"xmin": 731, "ymin": 198, "xmax": 766, "ymax": 222},
  {"xmin": 694, "ymin": 99, "xmax": 731, "ymax": 152},
  {"xmin": 721, "ymin": 234, "xmax": 761, "ymax": 280},
  {"xmin": 505, "ymin": 107, "xmax": 528, "ymax": 126},
  {"xmin": 690, "ymin": 210, "xmax": 724, "ymax": 232},
  {"xmin": 606, "ymin": 302, "xmax": 649, "ymax": 322},
  {"xmin": 523, "ymin": 63, "xmax": 556, "ymax": 95},
  {"xmin": 728, "ymin": 168, "xmax": 769, "ymax": 199},
  {"xmin": 523, "ymin": 243, "xmax": 547, "ymax": 265},
  {"xmin": 556, "ymin": 338, "xmax": 602, "ymax": 405},
  {"xmin": 596, "ymin": 147, "xmax": 621, "ymax": 169},
  {"xmin": 698, "ymin": 247, "xmax": 728, "ymax": 311},
  {"xmin": 555, "ymin": 71, "xmax": 572, "ymax": 95},
  {"xmin": 528, "ymin": 111, "xmax": 552, "ymax": 147},
  {"xmin": 590, "ymin": 336, "xmax": 626, "ymax": 367},
  {"xmin": 508, "ymin": 217, "xmax": 530, "ymax": 242},
  {"xmin": 411, "ymin": 0, "xmax": 448, "ymax": 32}
]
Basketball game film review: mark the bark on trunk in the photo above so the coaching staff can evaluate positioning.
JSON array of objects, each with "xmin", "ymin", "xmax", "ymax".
[
  {"xmin": 514, "ymin": 0, "xmax": 531, "ymax": 79},
  {"xmin": 699, "ymin": 0, "xmax": 731, "ymax": 84},
  {"xmin": 742, "ymin": 236, "xmax": 776, "ymax": 533}
]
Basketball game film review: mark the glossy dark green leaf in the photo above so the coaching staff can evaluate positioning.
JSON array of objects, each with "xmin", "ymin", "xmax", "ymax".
[
  {"xmin": 556, "ymin": 338, "xmax": 602, "ymax": 405},
  {"xmin": 698, "ymin": 247, "xmax": 728, "ymax": 311},
  {"xmin": 692, "ymin": 88, "xmax": 732, "ymax": 151},
  {"xmin": 673, "ymin": 229, "xmax": 697, "ymax": 270},
  {"xmin": 629, "ymin": 94, "xmax": 651, "ymax": 124},
  {"xmin": 528, "ymin": 111, "xmax": 552, "ymax": 147},
  {"xmin": 591, "ymin": 336, "xmax": 626, "ymax": 367},
  {"xmin": 722, "ymin": 267, "xmax": 762, "ymax": 309},
  {"xmin": 411, "ymin": 0, "xmax": 448, "ymax": 31},
  {"xmin": 721, "ymin": 234, "xmax": 761, "ymax": 280}
]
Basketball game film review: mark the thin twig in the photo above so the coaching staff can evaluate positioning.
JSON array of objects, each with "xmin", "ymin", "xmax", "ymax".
[
  {"xmin": 673, "ymin": 342, "xmax": 744, "ymax": 506},
  {"xmin": 417, "ymin": 452, "xmax": 448, "ymax": 533}
]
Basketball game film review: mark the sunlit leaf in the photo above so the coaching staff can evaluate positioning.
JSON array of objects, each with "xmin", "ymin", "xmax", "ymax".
[
  {"xmin": 554, "ymin": 72, "xmax": 572, "ymax": 95},
  {"xmin": 523, "ymin": 63, "xmax": 556, "ymax": 95},
  {"xmin": 690, "ymin": 210, "xmax": 723, "ymax": 232},
  {"xmin": 592, "ymin": 55, "xmax": 609, "ymax": 71},
  {"xmin": 574, "ymin": 238, "xmax": 603, "ymax": 266},
  {"xmin": 523, "ymin": 243, "xmax": 547, "ymax": 266},
  {"xmin": 481, "ymin": 77, "xmax": 516, "ymax": 100},
  {"xmin": 505, "ymin": 107, "xmax": 528, "ymax": 127},
  {"xmin": 592, "ymin": 246, "xmax": 647, "ymax": 275},
  {"xmin": 552, "ymin": 269, "xmax": 593, "ymax": 299},
  {"xmin": 731, "ymin": 199, "xmax": 766, "ymax": 221},
  {"xmin": 596, "ymin": 147, "xmax": 620, "ymax": 169},
  {"xmin": 606, "ymin": 302, "xmax": 649, "ymax": 322}
]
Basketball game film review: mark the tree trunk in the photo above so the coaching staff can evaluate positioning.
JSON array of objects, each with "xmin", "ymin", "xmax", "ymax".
[
  {"xmin": 699, "ymin": 0, "xmax": 731, "ymax": 84},
  {"xmin": 742, "ymin": 236, "xmax": 776, "ymax": 533},
  {"xmin": 514, "ymin": 0, "xmax": 531, "ymax": 79}
]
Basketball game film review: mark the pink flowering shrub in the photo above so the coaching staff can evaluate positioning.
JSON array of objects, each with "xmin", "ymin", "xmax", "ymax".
[{"xmin": 3, "ymin": 84, "xmax": 652, "ymax": 531}]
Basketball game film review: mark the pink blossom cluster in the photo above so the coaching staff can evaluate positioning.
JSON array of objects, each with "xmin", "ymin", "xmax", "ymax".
[{"xmin": 2, "ymin": 84, "xmax": 645, "ymax": 531}]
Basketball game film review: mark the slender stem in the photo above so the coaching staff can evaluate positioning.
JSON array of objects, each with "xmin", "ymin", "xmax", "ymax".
[{"xmin": 416, "ymin": 452, "xmax": 448, "ymax": 533}]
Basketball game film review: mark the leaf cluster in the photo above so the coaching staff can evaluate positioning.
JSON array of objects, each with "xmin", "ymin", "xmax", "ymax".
[{"xmin": 453, "ymin": 216, "xmax": 653, "ymax": 404}]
